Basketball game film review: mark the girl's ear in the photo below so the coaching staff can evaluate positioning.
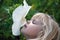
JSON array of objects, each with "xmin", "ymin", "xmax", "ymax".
[
  {"xmin": 37, "ymin": 25, "xmax": 46, "ymax": 38},
  {"xmin": 43, "ymin": 25, "xmax": 46, "ymax": 31},
  {"xmin": 37, "ymin": 30, "xmax": 45, "ymax": 38}
]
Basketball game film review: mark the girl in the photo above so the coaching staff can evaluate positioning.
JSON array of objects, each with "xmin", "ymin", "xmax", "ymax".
[{"xmin": 21, "ymin": 13, "xmax": 60, "ymax": 40}]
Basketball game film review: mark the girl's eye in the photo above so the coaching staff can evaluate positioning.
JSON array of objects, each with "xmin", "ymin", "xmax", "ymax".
[
  {"xmin": 32, "ymin": 19, "xmax": 43, "ymax": 25},
  {"xmin": 32, "ymin": 20, "xmax": 36, "ymax": 24}
]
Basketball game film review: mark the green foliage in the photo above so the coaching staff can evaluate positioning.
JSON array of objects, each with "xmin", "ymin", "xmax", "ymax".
[
  {"xmin": 0, "ymin": 0, "xmax": 60, "ymax": 40},
  {"xmin": 26, "ymin": 0, "xmax": 60, "ymax": 24}
]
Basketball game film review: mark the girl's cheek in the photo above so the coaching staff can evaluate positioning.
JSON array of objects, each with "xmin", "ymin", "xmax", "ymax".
[
  {"xmin": 21, "ymin": 25, "xmax": 41, "ymax": 35},
  {"xmin": 21, "ymin": 24, "xmax": 43, "ymax": 38}
]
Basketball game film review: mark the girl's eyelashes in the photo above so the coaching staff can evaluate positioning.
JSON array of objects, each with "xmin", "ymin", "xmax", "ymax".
[
  {"xmin": 26, "ymin": 20, "xmax": 37, "ymax": 24},
  {"xmin": 32, "ymin": 20, "xmax": 36, "ymax": 24},
  {"xmin": 32, "ymin": 19, "xmax": 43, "ymax": 25}
]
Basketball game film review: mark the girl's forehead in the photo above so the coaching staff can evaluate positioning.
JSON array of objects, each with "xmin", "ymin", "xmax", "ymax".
[
  {"xmin": 31, "ymin": 13, "xmax": 45, "ymax": 19},
  {"xmin": 31, "ymin": 15, "xmax": 43, "ymax": 25},
  {"xmin": 31, "ymin": 15, "xmax": 43, "ymax": 21},
  {"xmin": 31, "ymin": 15, "xmax": 39, "ymax": 20}
]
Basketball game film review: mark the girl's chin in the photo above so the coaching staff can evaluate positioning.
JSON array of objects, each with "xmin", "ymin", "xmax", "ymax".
[
  {"xmin": 21, "ymin": 30, "xmax": 37, "ymax": 39},
  {"xmin": 24, "ymin": 34, "xmax": 37, "ymax": 39}
]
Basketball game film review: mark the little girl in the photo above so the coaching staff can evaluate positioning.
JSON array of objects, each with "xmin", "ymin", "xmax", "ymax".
[{"xmin": 21, "ymin": 13, "xmax": 60, "ymax": 40}]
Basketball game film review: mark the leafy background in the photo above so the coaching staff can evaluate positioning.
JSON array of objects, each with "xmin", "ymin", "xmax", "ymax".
[{"xmin": 0, "ymin": 0, "xmax": 60, "ymax": 40}]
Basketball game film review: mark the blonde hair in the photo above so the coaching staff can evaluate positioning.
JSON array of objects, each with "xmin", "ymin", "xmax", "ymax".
[{"xmin": 31, "ymin": 13, "xmax": 60, "ymax": 40}]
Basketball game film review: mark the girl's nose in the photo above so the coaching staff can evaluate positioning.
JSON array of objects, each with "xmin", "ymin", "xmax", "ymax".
[{"xmin": 24, "ymin": 20, "xmax": 31, "ymax": 28}]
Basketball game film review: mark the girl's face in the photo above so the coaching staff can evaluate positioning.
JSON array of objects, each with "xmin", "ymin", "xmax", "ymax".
[{"xmin": 21, "ymin": 18, "xmax": 43, "ymax": 39}]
